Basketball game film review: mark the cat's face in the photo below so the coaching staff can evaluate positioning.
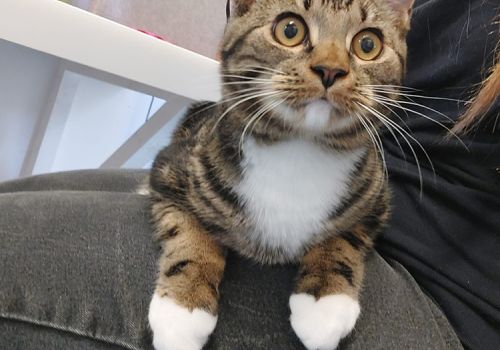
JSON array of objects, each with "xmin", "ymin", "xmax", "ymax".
[{"xmin": 221, "ymin": 0, "xmax": 414, "ymax": 139}]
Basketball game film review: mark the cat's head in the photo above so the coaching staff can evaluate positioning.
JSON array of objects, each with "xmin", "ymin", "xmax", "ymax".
[{"xmin": 221, "ymin": 0, "xmax": 414, "ymax": 142}]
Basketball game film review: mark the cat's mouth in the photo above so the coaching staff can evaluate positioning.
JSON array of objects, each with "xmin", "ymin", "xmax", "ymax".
[
  {"xmin": 276, "ymin": 95, "xmax": 354, "ymax": 134},
  {"xmin": 304, "ymin": 98, "xmax": 346, "ymax": 117},
  {"xmin": 303, "ymin": 99, "xmax": 338, "ymax": 118},
  {"xmin": 295, "ymin": 94, "xmax": 347, "ymax": 113},
  {"xmin": 289, "ymin": 98, "xmax": 351, "ymax": 133}
]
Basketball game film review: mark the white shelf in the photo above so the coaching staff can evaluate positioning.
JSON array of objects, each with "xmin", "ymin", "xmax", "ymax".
[
  {"xmin": 0, "ymin": 0, "xmax": 222, "ymax": 102},
  {"xmin": 0, "ymin": 0, "xmax": 227, "ymax": 180}
]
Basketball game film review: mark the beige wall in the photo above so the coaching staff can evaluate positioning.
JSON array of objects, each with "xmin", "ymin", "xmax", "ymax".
[{"xmin": 71, "ymin": 0, "xmax": 227, "ymax": 59}]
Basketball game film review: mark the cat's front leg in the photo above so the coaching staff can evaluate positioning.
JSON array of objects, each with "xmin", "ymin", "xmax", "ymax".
[
  {"xmin": 149, "ymin": 207, "xmax": 226, "ymax": 350},
  {"xmin": 290, "ymin": 221, "xmax": 380, "ymax": 350}
]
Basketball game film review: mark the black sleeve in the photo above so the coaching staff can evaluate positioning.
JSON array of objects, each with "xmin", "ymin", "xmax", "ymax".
[{"xmin": 378, "ymin": 1, "xmax": 500, "ymax": 350}]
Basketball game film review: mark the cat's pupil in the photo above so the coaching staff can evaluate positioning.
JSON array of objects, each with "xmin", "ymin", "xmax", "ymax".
[
  {"xmin": 360, "ymin": 37, "xmax": 375, "ymax": 53},
  {"xmin": 284, "ymin": 22, "xmax": 298, "ymax": 39}
]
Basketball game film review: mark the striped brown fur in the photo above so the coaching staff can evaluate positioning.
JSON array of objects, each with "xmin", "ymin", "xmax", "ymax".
[{"xmin": 149, "ymin": 0, "xmax": 414, "ymax": 349}]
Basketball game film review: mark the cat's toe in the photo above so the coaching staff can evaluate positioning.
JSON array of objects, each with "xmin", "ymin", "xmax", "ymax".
[
  {"xmin": 148, "ymin": 293, "xmax": 217, "ymax": 350},
  {"xmin": 289, "ymin": 293, "xmax": 360, "ymax": 350}
]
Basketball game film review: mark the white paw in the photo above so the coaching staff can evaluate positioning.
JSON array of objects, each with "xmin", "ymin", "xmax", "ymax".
[
  {"xmin": 135, "ymin": 184, "xmax": 151, "ymax": 196},
  {"xmin": 290, "ymin": 293, "xmax": 360, "ymax": 350},
  {"xmin": 148, "ymin": 293, "xmax": 217, "ymax": 350}
]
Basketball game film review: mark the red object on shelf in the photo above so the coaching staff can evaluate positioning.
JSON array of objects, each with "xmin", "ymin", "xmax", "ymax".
[{"xmin": 135, "ymin": 29, "xmax": 171, "ymax": 43}]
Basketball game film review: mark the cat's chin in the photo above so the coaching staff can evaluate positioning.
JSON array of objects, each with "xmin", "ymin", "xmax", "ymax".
[{"xmin": 277, "ymin": 99, "xmax": 353, "ymax": 135}]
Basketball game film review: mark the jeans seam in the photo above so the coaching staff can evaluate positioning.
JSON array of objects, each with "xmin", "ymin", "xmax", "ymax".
[{"xmin": 0, "ymin": 312, "xmax": 144, "ymax": 350}]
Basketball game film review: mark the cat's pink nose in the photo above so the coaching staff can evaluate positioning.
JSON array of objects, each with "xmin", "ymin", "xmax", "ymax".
[{"xmin": 311, "ymin": 66, "xmax": 348, "ymax": 89}]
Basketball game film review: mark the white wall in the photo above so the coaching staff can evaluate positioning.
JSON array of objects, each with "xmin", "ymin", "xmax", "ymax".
[
  {"xmin": 48, "ymin": 72, "xmax": 157, "ymax": 172},
  {"xmin": 0, "ymin": 40, "xmax": 59, "ymax": 182},
  {"xmin": 71, "ymin": 0, "xmax": 228, "ymax": 59},
  {"xmin": 0, "ymin": 1, "xmax": 225, "ymax": 181}
]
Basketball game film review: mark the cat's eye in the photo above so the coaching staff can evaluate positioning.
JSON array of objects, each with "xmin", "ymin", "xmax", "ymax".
[
  {"xmin": 351, "ymin": 29, "xmax": 383, "ymax": 61},
  {"xmin": 273, "ymin": 14, "xmax": 307, "ymax": 47}
]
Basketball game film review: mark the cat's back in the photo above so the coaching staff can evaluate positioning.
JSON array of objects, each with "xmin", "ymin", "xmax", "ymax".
[
  {"xmin": 151, "ymin": 101, "xmax": 219, "ymax": 175},
  {"xmin": 171, "ymin": 101, "xmax": 220, "ymax": 144}
]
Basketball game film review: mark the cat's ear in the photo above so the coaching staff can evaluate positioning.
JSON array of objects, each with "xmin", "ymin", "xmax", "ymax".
[
  {"xmin": 386, "ymin": 0, "xmax": 415, "ymax": 23},
  {"xmin": 228, "ymin": 0, "xmax": 257, "ymax": 17}
]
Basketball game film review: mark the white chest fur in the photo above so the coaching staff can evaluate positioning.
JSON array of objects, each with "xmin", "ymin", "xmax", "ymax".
[{"xmin": 235, "ymin": 138, "xmax": 364, "ymax": 259}]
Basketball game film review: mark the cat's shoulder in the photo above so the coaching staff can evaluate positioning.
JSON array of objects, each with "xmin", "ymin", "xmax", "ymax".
[
  {"xmin": 152, "ymin": 101, "xmax": 221, "ymax": 172},
  {"xmin": 172, "ymin": 101, "xmax": 220, "ymax": 143}
]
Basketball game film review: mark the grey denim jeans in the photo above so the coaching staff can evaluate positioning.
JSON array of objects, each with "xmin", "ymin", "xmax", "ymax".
[{"xmin": 0, "ymin": 170, "xmax": 463, "ymax": 350}]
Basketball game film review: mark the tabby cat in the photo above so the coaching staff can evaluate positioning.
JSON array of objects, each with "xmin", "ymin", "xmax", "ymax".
[{"xmin": 148, "ymin": 0, "xmax": 414, "ymax": 349}]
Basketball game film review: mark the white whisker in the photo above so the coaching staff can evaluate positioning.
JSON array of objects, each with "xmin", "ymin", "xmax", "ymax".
[
  {"xmin": 189, "ymin": 87, "xmax": 275, "ymax": 117},
  {"xmin": 356, "ymin": 89, "xmax": 411, "ymax": 130},
  {"xmin": 212, "ymin": 90, "xmax": 285, "ymax": 133},
  {"xmin": 220, "ymin": 80, "xmax": 279, "ymax": 86},
  {"xmin": 238, "ymin": 94, "xmax": 288, "ymax": 153},
  {"xmin": 357, "ymin": 102, "xmax": 438, "ymax": 196},
  {"xmin": 219, "ymin": 74, "xmax": 287, "ymax": 83},
  {"xmin": 227, "ymin": 65, "xmax": 287, "ymax": 75},
  {"xmin": 363, "ymin": 84, "xmax": 421, "ymax": 92},
  {"xmin": 353, "ymin": 111, "xmax": 388, "ymax": 184},
  {"xmin": 372, "ymin": 94, "xmax": 456, "ymax": 123},
  {"xmin": 369, "ymin": 95, "xmax": 468, "ymax": 149},
  {"xmin": 368, "ymin": 87, "xmax": 464, "ymax": 103}
]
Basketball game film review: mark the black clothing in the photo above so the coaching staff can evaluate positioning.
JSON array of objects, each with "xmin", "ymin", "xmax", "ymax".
[{"xmin": 379, "ymin": 1, "xmax": 500, "ymax": 349}]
